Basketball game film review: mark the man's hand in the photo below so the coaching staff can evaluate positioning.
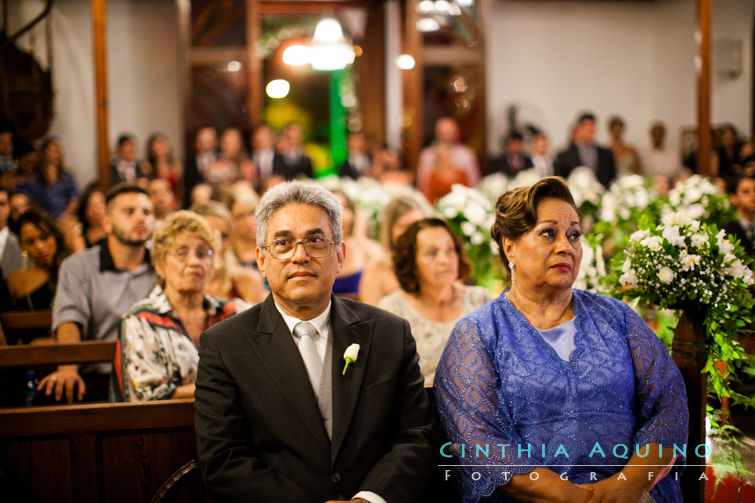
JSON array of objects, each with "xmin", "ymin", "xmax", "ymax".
[{"xmin": 37, "ymin": 364, "xmax": 85, "ymax": 403}]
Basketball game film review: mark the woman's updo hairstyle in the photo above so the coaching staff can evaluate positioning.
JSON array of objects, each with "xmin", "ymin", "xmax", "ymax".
[{"xmin": 490, "ymin": 176, "xmax": 578, "ymax": 272}]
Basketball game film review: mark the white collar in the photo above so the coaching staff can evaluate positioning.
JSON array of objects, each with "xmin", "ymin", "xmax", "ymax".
[
  {"xmin": 275, "ymin": 299, "xmax": 332, "ymax": 339},
  {"xmin": 0, "ymin": 226, "xmax": 9, "ymax": 252}
]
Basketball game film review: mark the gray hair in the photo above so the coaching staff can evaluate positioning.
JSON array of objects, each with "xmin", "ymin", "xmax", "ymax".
[{"xmin": 255, "ymin": 181, "xmax": 343, "ymax": 251}]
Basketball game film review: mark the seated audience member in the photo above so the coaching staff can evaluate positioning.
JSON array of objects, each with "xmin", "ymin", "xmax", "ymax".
[
  {"xmin": 417, "ymin": 117, "xmax": 480, "ymax": 202},
  {"xmin": 7, "ymin": 210, "xmax": 65, "ymax": 311},
  {"xmin": 490, "ymin": 131, "xmax": 534, "ymax": 177},
  {"xmin": 608, "ymin": 116, "xmax": 641, "ymax": 176},
  {"xmin": 435, "ymin": 177, "xmax": 687, "ymax": 503},
  {"xmin": 143, "ymin": 133, "xmax": 182, "ymax": 200},
  {"xmin": 714, "ymin": 124, "xmax": 742, "ymax": 179},
  {"xmin": 37, "ymin": 184, "xmax": 156, "ymax": 402},
  {"xmin": 190, "ymin": 182, "xmax": 213, "ymax": 208},
  {"xmin": 0, "ymin": 124, "xmax": 15, "ymax": 175},
  {"xmin": 110, "ymin": 134, "xmax": 145, "ymax": 185},
  {"xmin": 7, "ymin": 190, "xmax": 32, "ymax": 235},
  {"xmin": 359, "ymin": 195, "xmax": 424, "ymax": 305},
  {"xmin": 530, "ymin": 131, "xmax": 553, "ymax": 178},
  {"xmin": 641, "ymin": 121, "xmax": 682, "ymax": 181},
  {"xmin": 35, "ymin": 137, "xmax": 79, "ymax": 219},
  {"xmin": 119, "ymin": 211, "xmax": 247, "ymax": 401},
  {"xmin": 250, "ymin": 124, "xmax": 284, "ymax": 189},
  {"xmin": 554, "ymin": 112, "xmax": 616, "ymax": 187},
  {"xmin": 227, "ymin": 186, "xmax": 260, "ymax": 268},
  {"xmin": 192, "ymin": 201, "xmax": 266, "ymax": 303},
  {"xmin": 184, "ymin": 127, "xmax": 217, "ymax": 207},
  {"xmin": 208, "ymin": 128, "xmax": 254, "ymax": 187},
  {"xmin": 379, "ymin": 218, "xmax": 488, "ymax": 385},
  {"xmin": 372, "ymin": 147, "xmax": 413, "ymax": 186},
  {"xmin": 339, "ymin": 132, "xmax": 372, "ymax": 179},
  {"xmin": 148, "ymin": 177, "xmax": 178, "ymax": 222},
  {"xmin": 0, "ymin": 187, "xmax": 23, "ymax": 278},
  {"xmin": 331, "ymin": 191, "xmax": 383, "ymax": 298},
  {"xmin": 69, "ymin": 184, "xmax": 108, "ymax": 253},
  {"xmin": 274, "ymin": 122, "xmax": 314, "ymax": 180},
  {"xmin": 194, "ymin": 180, "xmax": 434, "ymax": 502},
  {"xmin": 13, "ymin": 140, "xmax": 40, "ymax": 199},
  {"xmin": 723, "ymin": 174, "xmax": 755, "ymax": 257}
]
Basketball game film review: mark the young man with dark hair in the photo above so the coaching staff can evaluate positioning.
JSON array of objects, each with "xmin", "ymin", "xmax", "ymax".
[
  {"xmin": 110, "ymin": 134, "xmax": 144, "ymax": 185},
  {"xmin": 37, "ymin": 184, "xmax": 156, "ymax": 402},
  {"xmin": 723, "ymin": 174, "xmax": 755, "ymax": 256}
]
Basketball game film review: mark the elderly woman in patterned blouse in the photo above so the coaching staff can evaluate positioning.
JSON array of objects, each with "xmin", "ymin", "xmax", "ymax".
[
  {"xmin": 435, "ymin": 177, "xmax": 688, "ymax": 503},
  {"xmin": 118, "ymin": 211, "xmax": 249, "ymax": 401}
]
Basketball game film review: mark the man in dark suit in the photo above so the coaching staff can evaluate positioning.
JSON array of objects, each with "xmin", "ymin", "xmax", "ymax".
[
  {"xmin": 274, "ymin": 122, "xmax": 314, "ymax": 180},
  {"xmin": 554, "ymin": 112, "xmax": 616, "ymax": 187},
  {"xmin": 250, "ymin": 124, "xmax": 285, "ymax": 189},
  {"xmin": 194, "ymin": 181, "xmax": 435, "ymax": 503},
  {"xmin": 183, "ymin": 127, "xmax": 217, "ymax": 208},
  {"xmin": 489, "ymin": 131, "xmax": 534, "ymax": 177},
  {"xmin": 110, "ymin": 134, "xmax": 145, "ymax": 186}
]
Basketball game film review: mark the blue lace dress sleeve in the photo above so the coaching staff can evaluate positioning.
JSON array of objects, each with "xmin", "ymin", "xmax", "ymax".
[{"xmin": 434, "ymin": 290, "xmax": 687, "ymax": 503}]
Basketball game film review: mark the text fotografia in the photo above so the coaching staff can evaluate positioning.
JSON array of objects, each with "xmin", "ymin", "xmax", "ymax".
[{"xmin": 440, "ymin": 442, "xmax": 711, "ymax": 460}]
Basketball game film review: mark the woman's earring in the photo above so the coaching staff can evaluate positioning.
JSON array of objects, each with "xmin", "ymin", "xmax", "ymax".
[{"xmin": 510, "ymin": 262, "xmax": 515, "ymax": 284}]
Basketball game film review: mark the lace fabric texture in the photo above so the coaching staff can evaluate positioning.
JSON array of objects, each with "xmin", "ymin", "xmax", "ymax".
[{"xmin": 434, "ymin": 289, "xmax": 688, "ymax": 503}]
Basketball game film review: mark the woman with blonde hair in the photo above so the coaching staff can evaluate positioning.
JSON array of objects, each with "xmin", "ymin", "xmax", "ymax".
[
  {"xmin": 359, "ymin": 194, "xmax": 425, "ymax": 305},
  {"xmin": 119, "ymin": 211, "xmax": 248, "ymax": 401}
]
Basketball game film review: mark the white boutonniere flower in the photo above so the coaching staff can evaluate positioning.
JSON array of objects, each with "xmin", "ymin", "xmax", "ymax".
[{"xmin": 342, "ymin": 343, "xmax": 360, "ymax": 375}]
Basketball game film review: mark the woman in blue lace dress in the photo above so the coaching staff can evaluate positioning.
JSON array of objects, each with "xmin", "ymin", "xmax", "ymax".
[{"xmin": 435, "ymin": 177, "xmax": 687, "ymax": 503}]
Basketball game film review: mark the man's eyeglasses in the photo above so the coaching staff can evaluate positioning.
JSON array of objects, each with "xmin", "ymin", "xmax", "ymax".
[
  {"xmin": 264, "ymin": 237, "xmax": 337, "ymax": 260},
  {"xmin": 171, "ymin": 246, "xmax": 214, "ymax": 261}
]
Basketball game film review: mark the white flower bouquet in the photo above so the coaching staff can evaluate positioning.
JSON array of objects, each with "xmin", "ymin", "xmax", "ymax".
[
  {"xmin": 664, "ymin": 174, "xmax": 736, "ymax": 227},
  {"xmin": 477, "ymin": 172, "xmax": 509, "ymax": 206},
  {"xmin": 610, "ymin": 210, "xmax": 755, "ymax": 409},
  {"xmin": 435, "ymin": 184, "xmax": 501, "ymax": 291},
  {"xmin": 566, "ymin": 168, "xmax": 605, "ymax": 224},
  {"xmin": 573, "ymin": 236, "xmax": 607, "ymax": 293}
]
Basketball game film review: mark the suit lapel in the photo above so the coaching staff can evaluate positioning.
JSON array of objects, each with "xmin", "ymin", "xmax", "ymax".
[
  {"xmin": 330, "ymin": 296, "xmax": 373, "ymax": 465},
  {"xmin": 247, "ymin": 296, "xmax": 330, "ymax": 444}
]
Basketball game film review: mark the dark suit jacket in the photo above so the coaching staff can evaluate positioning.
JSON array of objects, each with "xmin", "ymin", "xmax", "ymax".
[
  {"xmin": 109, "ymin": 160, "xmax": 144, "ymax": 186},
  {"xmin": 723, "ymin": 221, "xmax": 755, "ymax": 256},
  {"xmin": 488, "ymin": 153, "xmax": 534, "ymax": 177},
  {"xmin": 194, "ymin": 294, "xmax": 435, "ymax": 503},
  {"xmin": 274, "ymin": 153, "xmax": 314, "ymax": 180},
  {"xmin": 553, "ymin": 142, "xmax": 616, "ymax": 187}
]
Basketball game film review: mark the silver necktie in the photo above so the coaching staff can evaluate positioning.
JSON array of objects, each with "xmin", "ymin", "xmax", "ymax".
[{"xmin": 293, "ymin": 322, "xmax": 323, "ymax": 394}]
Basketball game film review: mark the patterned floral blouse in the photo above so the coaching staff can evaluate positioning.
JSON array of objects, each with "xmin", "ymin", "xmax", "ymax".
[
  {"xmin": 435, "ymin": 289, "xmax": 688, "ymax": 503},
  {"xmin": 119, "ymin": 285, "xmax": 249, "ymax": 401}
]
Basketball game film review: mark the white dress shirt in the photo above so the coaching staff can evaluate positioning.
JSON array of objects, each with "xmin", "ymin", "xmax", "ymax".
[{"xmin": 273, "ymin": 299, "xmax": 386, "ymax": 503}]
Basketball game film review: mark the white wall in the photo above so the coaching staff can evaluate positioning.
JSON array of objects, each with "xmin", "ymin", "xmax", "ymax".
[
  {"xmin": 486, "ymin": 0, "xmax": 753, "ymax": 156},
  {"xmin": 7, "ymin": 0, "xmax": 179, "ymax": 188}
]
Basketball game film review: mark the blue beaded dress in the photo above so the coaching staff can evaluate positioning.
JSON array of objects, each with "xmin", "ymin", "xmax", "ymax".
[{"xmin": 434, "ymin": 289, "xmax": 688, "ymax": 503}]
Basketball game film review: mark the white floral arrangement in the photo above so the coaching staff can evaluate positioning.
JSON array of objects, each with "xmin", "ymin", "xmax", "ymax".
[
  {"xmin": 318, "ymin": 176, "xmax": 429, "ymax": 240},
  {"xmin": 600, "ymin": 174, "xmax": 656, "ymax": 223},
  {"xmin": 567, "ymin": 168, "xmax": 604, "ymax": 211},
  {"xmin": 611, "ymin": 210, "xmax": 754, "ymax": 411},
  {"xmin": 435, "ymin": 184, "xmax": 501, "ymax": 290},
  {"xmin": 477, "ymin": 172, "xmax": 509, "ymax": 205},
  {"xmin": 573, "ymin": 236, "xmax": 607, "ymax": 293},
  {"xmin": 505, "ymin": 168, "xmax": 543, "ymax": 190},
  {"xmin": 664, "ymin": 174, "xmax": 735, "ymax": 226}
]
